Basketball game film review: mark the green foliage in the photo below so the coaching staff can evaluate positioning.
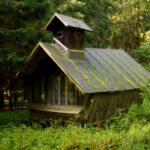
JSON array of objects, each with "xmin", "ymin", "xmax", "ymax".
[
  {"xmin": 110, "ymin": 0, "xmax": 149, "ymax": 50},
  {"xmin": 58, "ymin": 0, "xmax": 113, "ymax": 48},
  {"xmin": 106, "ymin": 79, "xmax": 150, "ymax": 129},
  {"xmin": 139, "ymin": 79, "xmax": 150, "ymax": 119},
  {"xmin": 0, "ymin": 0, "xmax": 53, "ymax": 86},
  {"xmin": 129, "ymin": 41, "xmax": 150, "ymax": 71},
  {"xmin": 0, "ymin": 110, "xmax": 29, "ymax": 125},
  {"xmin": 0, "ymin": 1, "xmax": 149, "ymax": 148},
  {"xmin": 57, "ymin": 0, "xmax": 149, "ymax": 50},
  {"xmin": 0, "ymin": 116, "xmax": 149, "ymax": 149}
]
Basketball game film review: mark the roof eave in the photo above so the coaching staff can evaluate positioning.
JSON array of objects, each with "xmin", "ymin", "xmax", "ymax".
[
  {"xmin": 39, "ymin": 42, "xmax": 86, "ymax": 94},
  {"xmin": 44, "ymin": 13, "xmax": 93, "ymax": 32},
  {"xmin": 67, "ymin": 25, "xmax": 93, "ymax": 32}
]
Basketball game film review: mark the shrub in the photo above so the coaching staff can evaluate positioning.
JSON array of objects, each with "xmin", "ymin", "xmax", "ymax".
[
  {"xmin": 0, "ymin": 110, "xmax": 29, "ymax": 125},
  {"xmin": 129, "ymin": 41, "xmax": 150, "ymax": 71}
]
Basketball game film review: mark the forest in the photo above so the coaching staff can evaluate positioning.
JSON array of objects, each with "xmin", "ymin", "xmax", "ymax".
[{"xmin": 0, "ymin": 0, "xmax": 150, "ymax": 149}]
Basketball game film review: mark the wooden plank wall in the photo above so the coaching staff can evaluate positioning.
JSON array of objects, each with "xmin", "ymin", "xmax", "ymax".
[
  {"xmin": 83, "ymin": 90, "xmax": 141, "ymax": 123},
  {"xmin": 68, "ymin": 29, "xmax": 84, "ymax": 50},
  {"xmin": 25, "ymin": 57, "xmax": 84, "ymax": 106},
  {"xmin": 54, "ymin": 27, "xmax": 84, "ymax": 50}
]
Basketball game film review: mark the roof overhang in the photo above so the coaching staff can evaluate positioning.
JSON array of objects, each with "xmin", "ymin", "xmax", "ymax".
[
  {"xmin": 10, "ymin": 42, "xmax": 150, "ymax": 94},
  {"xmin": 10, "ymin": 42, "xmax": 86, "ymax": 94},
  {"xmin": 44, "ymin": 13, "xmax": 93, "ymax": 32}
]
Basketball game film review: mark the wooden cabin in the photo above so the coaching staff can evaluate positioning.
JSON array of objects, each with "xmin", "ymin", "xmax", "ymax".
[{"xmin": 11, "ymin": 13, "xmax": 150, "ymax": 123}]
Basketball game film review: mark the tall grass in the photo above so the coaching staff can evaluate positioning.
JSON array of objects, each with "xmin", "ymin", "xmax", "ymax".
[{"xmin": 0, "ymin": 119, "xmax": 149, "ymax": 150}]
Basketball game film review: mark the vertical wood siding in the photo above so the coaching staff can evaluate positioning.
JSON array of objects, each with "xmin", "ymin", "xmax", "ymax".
[
  {"xmin": 83, "ymin": 90, "xmax": 141, "ymax": 122},
  {"xmin": 25, "ymin": 57, "xmax": 84, "ymax": 106}
]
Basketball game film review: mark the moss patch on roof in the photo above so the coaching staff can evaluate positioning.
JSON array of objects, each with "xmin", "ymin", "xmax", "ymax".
[{"xmin": 19, "ymin": 42, "xmax": 150, "ymax": 94}]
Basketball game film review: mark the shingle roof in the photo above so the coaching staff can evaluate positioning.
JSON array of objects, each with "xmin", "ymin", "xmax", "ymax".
[
  {"xmin": 45, "ymin": 13, "xmax": 93, "ymax": 31},
  {"xmin": 22, "ymin": 42, "xmax": 149, "ymax": 94}
]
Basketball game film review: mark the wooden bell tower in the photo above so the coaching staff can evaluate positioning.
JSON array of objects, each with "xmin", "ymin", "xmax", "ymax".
[{"xmin": 45, "ymin": 13, "xmax": 92, "ymax": 59}]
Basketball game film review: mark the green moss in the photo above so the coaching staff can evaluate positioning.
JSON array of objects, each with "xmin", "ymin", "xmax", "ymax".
[
  {"xmin": 87, "ymin": 51, "xmax": 128, "ymax": 89},
  {"xmin": 96, "ymin": 52, "xmax": 136, "ymax": 88},
  {"xmin": 71, "ymin": 62, "xmax": 99, "ymax": 91},
  {"xmin": 100, "ymin": 62, "xmax": 128, "ymax": 89},
  {"xmin": 96, "ymin": 68, "xmax": 119, "ymax": 91},
  {"xmin": 127, "ymin": 66, "xmax": 146, "ymax": 83},
  {"xmin": 87, "ymin": 52, "xmax": 120, "ymax": 90},
  {"xmin": 81, "ymin": 74, "xmax": 89, "ymax": 81},
  {"xmin": 83, "ymin": 64, "xmax": 109, "ymax": 90},
  {"xmin": 125, "ymin": 70, "xmax": 144, "ymax": 86},
  {"xmin": 109, "ymin": 51, "xmax": 146, "ymax": 84},
  {"xmin": 54, "ymin": 49, "xmax": 99, "ymax": 91},
  {"xmin": 70, "ymin": 74, "xmax": 81, "ymax": 87},
  {"xmin": 88, "ymin": 62, "xmax": 119, "ymax": 91}
]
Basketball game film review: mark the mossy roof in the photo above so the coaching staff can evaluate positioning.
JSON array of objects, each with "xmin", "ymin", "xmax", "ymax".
[
  {"xmin": 45, "ymin": 13, "xmax": 93, "ymax": 31},
  {"xmin": 16, "ymin": 42, "xmax": 150, "ymax": 94}
]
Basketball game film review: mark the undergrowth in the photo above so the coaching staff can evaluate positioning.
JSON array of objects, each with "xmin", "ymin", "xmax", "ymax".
[
  {"xmin": 0, "ymin": 80, "xmax": 149, "ymax": 150},
  {"xmin": 0, "ymin": 110, "xmax": 29, "ymax": 125}
]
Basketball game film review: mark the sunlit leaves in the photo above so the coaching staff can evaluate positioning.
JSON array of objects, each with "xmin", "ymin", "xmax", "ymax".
[{"xmin": 110, "ymin": 0, "xmax": 148, "ymax": 50}]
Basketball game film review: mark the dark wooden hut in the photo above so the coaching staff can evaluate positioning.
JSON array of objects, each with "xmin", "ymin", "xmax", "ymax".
[{"xmin": 11, "ymin": 13, "xmax": 150, "ymax": 123}]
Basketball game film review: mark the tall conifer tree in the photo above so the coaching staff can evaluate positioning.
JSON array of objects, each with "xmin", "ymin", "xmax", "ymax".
[{"xmin": 0, "ymin": 0, "xmax": 53, "ymax": 87}]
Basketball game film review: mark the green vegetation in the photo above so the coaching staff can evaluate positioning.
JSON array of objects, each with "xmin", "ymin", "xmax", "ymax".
[
  {"xmin": 0, "ymin": 1, "xmax": 149, "ymax": 149},
  {"xmin": 0, "ymin": 110, "xmax": 29, "ymax": 125},
  {"xmin": 0, "ymin": 81, "xmax": 150, "ymax": 149},
  {"xmin": 96, "ymin": 51, "xmax": 136, "ymax": 89},
  {"xmin": 107, "ymin": 51, "xmax": 144, "ymax": 86},
  {"xmin": 0, "ymin": 0, "xmax": 53, "ymax": 86},
  {"xmin": 129, "ymin": 41, "xmax": 150, "ymax": 72},
  {"xmin": 109, "ymin": 50, "xmax": 147, "ymax": 83},
  {"xmin": 83, "ymin": 63, "xmax": 109, "ymax": 90},
  {"xmin": 71, "ymin": 62, "xmax": 99, "ymax": 91},
  {"xmin": 87, "ymin": 51, "xmax": 127, "ymax": 90},
  {"xmin": 0, "ymin": 122, "xmax": 149, "ymax": 150},
  {"xmin": 110, "ymin": 0, "xmax": 149, "ymax": 51}
]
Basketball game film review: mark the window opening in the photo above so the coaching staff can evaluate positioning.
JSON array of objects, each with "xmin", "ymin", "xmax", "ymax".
[
  {"xmin": 75, "ymin": 32, "xmax": 82, "ymax": 40},
  {"xmin": 57, "ymin": 31, "xmax": 63, "ymax": 39}
]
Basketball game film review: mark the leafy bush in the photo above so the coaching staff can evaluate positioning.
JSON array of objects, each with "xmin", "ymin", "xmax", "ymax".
[
  {"xmin": 126, "ymin": 79, "xmax": 150, "ymax": 122},
  {"xmin": 0, "ymin": 120, "xmax": 149, "ymax": 150},
  {"xmin": 129, "ymin": 41, "xmax": 150, "ymax": 71},
  {"xmin": 106, "ymin": 79, "xmax": 150, "ymax": 128},
  {"xmin": 0, "ymin": 110, "xmax": 29, "ymax": 125}
]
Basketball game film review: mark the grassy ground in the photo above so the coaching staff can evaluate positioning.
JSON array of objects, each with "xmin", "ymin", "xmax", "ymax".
[
  {"xmin": 0, "ymin": 110, "xmax": 29, "ymax": 125},
  {"xmin": 0, "ymin": 117, "xmax": 149, "ymax": 150}
]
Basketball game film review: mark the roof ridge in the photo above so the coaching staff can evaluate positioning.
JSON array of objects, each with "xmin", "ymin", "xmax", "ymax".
[{"xmin": 45, "ymin": 12, "xmax": 93, "ymax": 31}]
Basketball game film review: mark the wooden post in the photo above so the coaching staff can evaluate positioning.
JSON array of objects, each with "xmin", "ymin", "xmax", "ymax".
[
  {"xmin": 8, "ymin": 90, "xmax": 12, "ymax": 111},
  {"xmin": 13, "ymin": 90, "xmax": 17, "ymax": 104},
  {"xmin": 0, "ymin": 84, "xmax": 4, "ymax": 110}
]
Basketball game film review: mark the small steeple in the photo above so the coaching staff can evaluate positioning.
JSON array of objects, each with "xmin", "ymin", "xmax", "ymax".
[{"xmin": 45, "ymin": 13, "xmax": 92, "ymax": 59}]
